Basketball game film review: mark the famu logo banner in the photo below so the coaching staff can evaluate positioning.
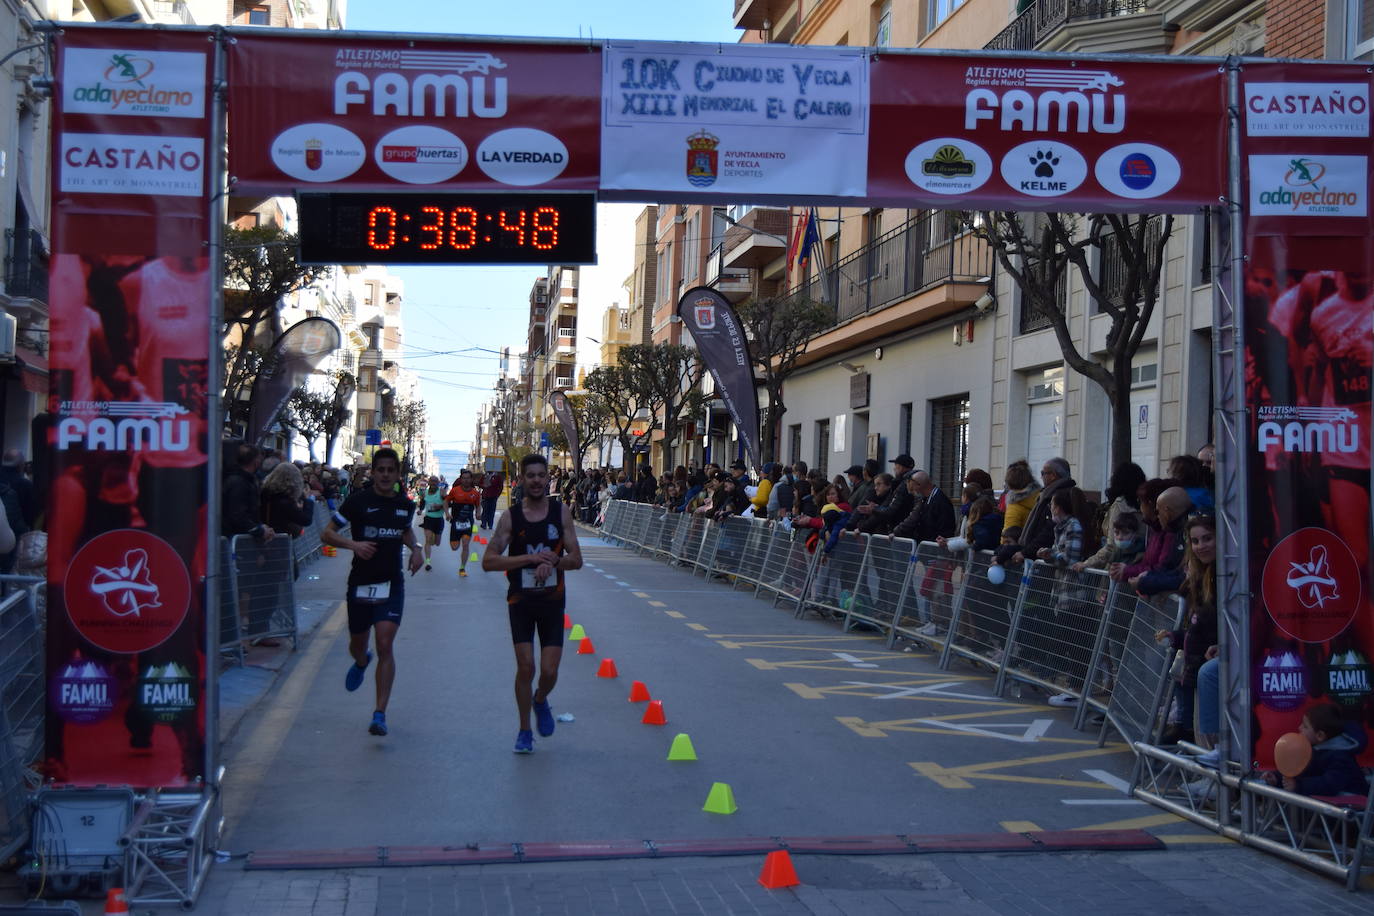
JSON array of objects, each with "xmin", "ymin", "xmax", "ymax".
[
  {"xmin": 62, "ymin": 48, "xmax": 207, "ymax": 119},
  {"xmin": 1250, "ymin": 154, "xmax": 1367, "ymax": 217}
]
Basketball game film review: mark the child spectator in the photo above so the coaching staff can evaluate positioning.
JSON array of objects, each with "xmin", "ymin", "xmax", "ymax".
[
  {"xmin": 1075, "ymin": 511, "xmax": 1145, "ymax": 572},
  {"xmin": 1265, "ymin": 703, "xmax": 1370, "ymax": 797},
  {"xmin": 1038, "ymin": 489, "xmax": 1085, "ymax": 567},
  {"xmin": 939, "ymin": 494, "xmax": 1003, "ymax": 553}
]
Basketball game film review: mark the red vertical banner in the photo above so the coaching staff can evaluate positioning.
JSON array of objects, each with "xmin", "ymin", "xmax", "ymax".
[
  {"xmin": 46, "ymin": 27, "xmax": 214, "ymax": 788},
  {"xmin": 1239, "ymin": 63, "xmax": 1373, "ymax": 767}
]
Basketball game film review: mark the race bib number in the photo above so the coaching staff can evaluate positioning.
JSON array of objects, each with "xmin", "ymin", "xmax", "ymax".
[
  {"xmin": 520, "ymin": 568, "xmax": 554, "ymax": 590},
  {"xmin": 353, "ymin": 581, "xmax": 391, "ymax": 604},
  {"xmin": 1331, "ymin": 357, "xmax": 1372, "ymax": 406}
]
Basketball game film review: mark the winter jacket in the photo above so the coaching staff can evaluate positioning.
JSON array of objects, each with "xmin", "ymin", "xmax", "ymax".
[
  {"xmin": 1081, "ymin": 533, "xmax": 1146, "ymax": 570},
  {"xmin": 1045, "ymin": 515, "xmax": 1085, "ymax": 567},
  {"xmin": 848, "ymin": 479, "xmax": 874, "ymax": 513},
  {"xmin": 1001, "ymin": 483, "xmax": 1040, "ymax": 535},
  {"xmin": 262, "ymin": 492, "xmax": 315, "ymax": 539},
  {"xmin": 1080, "ymin": 496, "xmax": 1141, "ymax": 568},
  {"xmin": 1294, "ymin": 722, "xmax": 1371, "ymax": 798},
  {"xmin": 772, "ymin": 476, "xmax": 796, "ymax": 515},
  {"xmin": 969, "ymin": 511, "xmax": 1005, "ymax": 551},
  {"xmin": 1018, "ymin": 477, "xmax": 1074, "ymax": 556},
  {"xmin": 223, "ymin": 468, "xmax": 267, "ymax": 538},
  {"xmin": 1126, "ymin": 513, "xmax": 1188, "ymax": 595},
  {"xmin": 751, "ymin": 478, "xmax": 774, "ymax": 513},
  {"xmin": 894, "ymin": 487, "xmax": 957, "ymax": 543},
  {"xmin": 1170, "ymin": 601, "xmax": 1217, "ymax": 688},
  {"xmin": 481, "ymin": 473, "xmax": 504, "ymax": 500}
]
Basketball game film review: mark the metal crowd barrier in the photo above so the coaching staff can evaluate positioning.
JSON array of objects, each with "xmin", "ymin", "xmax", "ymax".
[
  {"xmin": 0, "ymin": 576, "xmax": 46, "ymax": 864},
  {"xmin": 217, "ymin": 534, "xmax": 299, "ymax": 660},
  {"xmin": 290, "ymin": 499, "xmax": 331, "ymax": 569}
]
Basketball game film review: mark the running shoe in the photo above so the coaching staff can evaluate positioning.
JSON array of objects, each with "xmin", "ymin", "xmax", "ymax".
[
  {"xmin": 345, "ymin": 650, "xmax": 372, "ymax": 692},
  {"xmin": 513, "ymin": 730, "xmax": 534, "ymax": 754},
  {"xmin": 425, "ymin": 561, "xmax": 432, "ymax": 571},
  {"xmin": 533, "ymin": 699, "xmax": 555, "ymax": 737},
  {"xmin": 459, "ymin": 569, "xmax": 468, "ymax": 578},
  {"xmin": 1047, "ymin": 693, "xmax": 1080, "ymax": 708},
  {"xmin": 369, "ymin": 711, "xmax": 387, "ymax": 736}
]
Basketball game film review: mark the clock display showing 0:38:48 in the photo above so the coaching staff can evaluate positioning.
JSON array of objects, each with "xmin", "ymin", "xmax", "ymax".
[{"xmin": 366, "ymin": 205, "xmax": 561, "ymax": 252}]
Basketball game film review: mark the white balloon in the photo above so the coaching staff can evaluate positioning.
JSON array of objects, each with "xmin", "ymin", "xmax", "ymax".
[{"xmin": 987, "ymin": 564, "xmax": 1006, "ymax": 586}]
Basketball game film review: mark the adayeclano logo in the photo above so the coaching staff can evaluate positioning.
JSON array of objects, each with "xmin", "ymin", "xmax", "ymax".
[
  {"xmin": 62, "ymin": 48, "xmax": 206, "ymax": 118},
  {"xmin": 1250, "ymin": 154, "xmax": 1367, "ymax": 217}
]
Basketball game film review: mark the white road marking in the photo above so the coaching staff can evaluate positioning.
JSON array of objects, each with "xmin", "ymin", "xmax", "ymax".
[
  {"xmin": 1084, "ymin": 769, "xmax": 1133, "ymax": 794},
  {"xmin": 1060, "ymin": 799, "xmax": 1147, "ymax": 806},
  {"xmin": 842, "ymin": 680, "xmax": 995, "ymax": 701},
  {"xmin": 913, "ymin": 718, "xmax": 1053, "ymax": 743},
  {"xmin": 833, "ymin": 652, "xmax": 880, "ymax": 668}
]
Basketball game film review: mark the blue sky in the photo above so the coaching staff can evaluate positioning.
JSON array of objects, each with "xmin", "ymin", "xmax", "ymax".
[{"xmin": 344, "ymin": 1, "xmax": 741, "ymax": 463}]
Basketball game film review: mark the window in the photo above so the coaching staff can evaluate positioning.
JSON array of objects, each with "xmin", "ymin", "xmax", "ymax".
[
  {"xmin": 1351, "ymin": 0, "xmax": 1374, "ymax": 59},
  {"xmin": 682, "ymin": 213, "xmax": 700, "ymax": 284},
  {"xmin": 247, "ymin": 5, "xmax": 270, "ymax": 25},
  {"xmin": 927, "ymin": 0, "xmax": 965, "ymax": 32},
  {"xmin": 658, "ymin": 242, "xmax": 673, "ymax": 306},
  {"xmin": 899, "ymin": 402, "xmax": 913, "ymax": 457},
  {"xmin": 1191, "ymin": 210, "xmax": 1213, "ymax": 287},
  {"xmin": 874, "ymin": 0, "xmax": 893, "ymax": 46},
  {"xmin": 1016, "ymin": 214, "xmax": 1067, "ymax": 335},
  {"xmin": 929, "ymin": 395, "xmax": 969, "ymax": 496},
  {"xmin": 815, "ymin": 419, "xmax": 831, "ymax": 479},
  {"xmin": 727, "ymin": 204, "xmax": 755, "ymax": 223},
  {"xmin": 789, "ymin": 424, "xmax": 802, "ymax": 466},
  {"xmin": 1099, "ymin": 216, "xmax": 1165, "ymax": 311}
]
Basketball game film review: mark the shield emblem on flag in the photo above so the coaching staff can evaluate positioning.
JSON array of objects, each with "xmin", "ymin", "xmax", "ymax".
[{"xmin": 693, "ymin": 297, "xmax": 715, "ymax": 330}]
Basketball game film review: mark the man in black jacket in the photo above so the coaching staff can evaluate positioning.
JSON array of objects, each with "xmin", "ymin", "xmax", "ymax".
[
  {"xmin": 894, "ymin": 470, "xmax": 957, "ymax": 543},
  {"xmin": 222, "ymin": 443, "xmax": 275, "ymax": 542},
  {"xmin": 857, "ymin": 454, "xmax": 916, "ymax": 534}
]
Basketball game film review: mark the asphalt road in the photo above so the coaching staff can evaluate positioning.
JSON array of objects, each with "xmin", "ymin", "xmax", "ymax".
[{"xmin": 218, "ymin": 525, "xmax": 1163, "ymax": 856}]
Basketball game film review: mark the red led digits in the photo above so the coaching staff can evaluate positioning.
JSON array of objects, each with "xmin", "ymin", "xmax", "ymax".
[
  {"xmin": 497, "ymin": 209, "xmax": 527, "ymax": 246},
  {"xmin": 449, "ymin": 207, "xmax": 478, "ymax": 249},
  {"xmin": 532, "ymin": 207, "xmax": 559, "ymax": 250},
  {"xmin": 367, "ymin": 206, "xmax": 398, "ymax": 250},
  {"xmin": 417, "ymin": 206, "xmax": 444, "ymax": 250}
]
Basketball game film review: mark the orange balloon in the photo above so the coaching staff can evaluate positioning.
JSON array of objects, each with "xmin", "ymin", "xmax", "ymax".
[{"xmin": 1273, "ymin": 731, "xmax": 1312, "ymax": 778}]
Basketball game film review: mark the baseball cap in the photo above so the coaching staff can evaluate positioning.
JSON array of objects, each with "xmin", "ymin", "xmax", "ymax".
[
  {"xmin": 730, "ymin": 459, "xmax": 747, "ymax": 471},
  {"xmin": 845, "ymin": 464, "xmax": 864, "ymax": 476},
  {"xmin": 761, "ymin": 462, "xmax": 779, "ymax": 474},
  {"xmin": 891, "ymin": 454, "xmax": 915, "ymax": 469}
]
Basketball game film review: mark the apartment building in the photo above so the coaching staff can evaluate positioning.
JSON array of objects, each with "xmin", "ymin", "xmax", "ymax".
[{"xmin": 718, "ymin": 0, "xmax": 1362, "ymax": 495}]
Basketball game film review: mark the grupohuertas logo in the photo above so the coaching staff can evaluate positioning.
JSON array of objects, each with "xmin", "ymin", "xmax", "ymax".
[
  {"xmin": 138, "ymin": 662, "xmax": 195, "ymax": 722},
  {"xmin": 51, "ymin": 658, "xmax": 118, "ymax": 724},
  {"xmin": 1326, "ymin": 650, "xmax": 1372, "ymax": 705},
  {"xmin": 1256, "ymin": 650, "xmax": 1307, "ymax": 711},
  {"xmin": 1251, "ymin": 154, "xmax": 1367, "ymax": 217},
  {"xmin": 63, "ymin": 48, "xmax": 206, "ymax": 118}
]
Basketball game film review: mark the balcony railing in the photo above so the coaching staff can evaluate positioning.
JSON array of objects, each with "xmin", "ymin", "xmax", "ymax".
[
  {"xmin": 152, "ymin": 0, "xmax": 195, "ymax": 24},
  {"xmin": 3, "ymin": 229, "xmax": 48, "ymax": 304},
  {"xmin": 779, "ymin": 211, "xmax": 992, "ymax": 331},
  {"xmin": 984, "ymin": 0, "xmax": 1149, "ymax": 51}
]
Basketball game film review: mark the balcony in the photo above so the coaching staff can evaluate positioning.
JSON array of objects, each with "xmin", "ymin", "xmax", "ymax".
[
  {"xmin": 706, "ymin": 245, "xmax": 754, "ymax": 303},
  {"xmin": 3, "ymin": 229, "xmax": 48, "ymax": 318},
  {"xmin": 984, "ymin": 0, "xmax": 1166, "ymax": 54},
  {"xmin": 151, "ymin": 0, "xmax": 195, "ymax": 24},
  {"xmin": 779, "ymin": 211, "xmax": 994, "ymax": 365},
  {"xmin": 721, "ymin": 208, "xmax": 789, "ymax": 270},
  {"xmin": 733, "ymin": 0, "xmax": 800, "ymax": 38}
]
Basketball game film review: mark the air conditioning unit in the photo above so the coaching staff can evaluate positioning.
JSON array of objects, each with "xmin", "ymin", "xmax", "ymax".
[{"xmin": 0, "ymin": 313, "xmax": 16, "ymax": 363}]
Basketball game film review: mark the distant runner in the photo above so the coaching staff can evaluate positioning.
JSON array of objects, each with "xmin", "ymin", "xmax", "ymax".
[
  {"xmin": 320, "ymin": 448, "xmax": 424, "ymax": 737},
  {"xmin": 446, "ymin": 468, "xmax": 482, "ymax": 578},
  {"xmin": 481, "ymin": 453, "xmax": 583, "ymax": 754},
  {"xmin": 419, "ymin": 475, "xmax": 445, "ymax": 571}
]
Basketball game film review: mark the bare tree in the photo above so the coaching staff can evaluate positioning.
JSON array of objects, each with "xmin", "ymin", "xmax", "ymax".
[
  {"xmin": 222, "ymin": 224, "xmax": 328, "ymax": 428},
  {"xmin": 971, "ymin": 211, "xmax": 1172, "ymax": 471},
  {"xmin": 548, "ymin": 393, "xmax": 613, "ymax": 471},
  {"xmin": 321, "ymin": 369, "xmax": 356, "ymax": 465},
  {"xmin": 281, "ymin": 387, "xmax": 332, "ymax": 460},
  {"xmin": 618, "ymin": 342, "xmax": 705, "ymax": 471},
  {"xmin": 737, "ymin": 295, "xmax": 834, "ymax": 462},
  {"xmin": 584, "ymin": 365, "xmax": 639, "ymax": 472},
  {"xmin": 382, "ymin": 397, "xmax": 428, "ymax": 476}
]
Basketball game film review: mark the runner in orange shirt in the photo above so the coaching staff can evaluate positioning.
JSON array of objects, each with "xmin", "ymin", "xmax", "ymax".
[{"xmin": 446, "ymin": 468, "xmax": 483, "ymax": 578}]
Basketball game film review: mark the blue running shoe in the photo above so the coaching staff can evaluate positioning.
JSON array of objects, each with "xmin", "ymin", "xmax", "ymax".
[
  {"xmin": 345, "ymin": 651, "xmax": 372, "ymax": 692},
  {"xmin": 513, "ymin": 730, "xmax": 534, "ymax": 754},
  {"xmin": 533, "ymin": 699, "xmax": 555, "ymax": 737},
  {"xmin": 368, "ymin": 710, "xmax": 387, "ymax": 736}
]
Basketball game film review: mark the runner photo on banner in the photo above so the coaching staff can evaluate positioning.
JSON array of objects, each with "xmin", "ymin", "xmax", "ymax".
[{"xmin": 45, "ymin": 28, "xmax": 213, "ymax": 789}]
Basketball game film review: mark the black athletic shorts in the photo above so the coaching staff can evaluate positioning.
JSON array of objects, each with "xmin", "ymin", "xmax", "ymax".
[
  {"xmin": 347, "ymin": 582, "xmax": 404, "ymax": 635},
  {"xmin": 449, "ymin": 520, "xmax": 473, "ymax": 543},
  {"xmin": 421, "ymin": 515, "xmax": 444, "ymax": 535},
  {"xmin": 508, "ymin": 599, "xmax": 564, "ymax": 648}
]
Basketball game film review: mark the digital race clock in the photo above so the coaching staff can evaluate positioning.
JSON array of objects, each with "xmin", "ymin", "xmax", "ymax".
[{"xmin": 296, "ymin": 192, "xmax": 597, "ymax": 265}]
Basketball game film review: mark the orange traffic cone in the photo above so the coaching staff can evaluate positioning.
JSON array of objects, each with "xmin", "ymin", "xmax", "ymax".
[
  {"xmin": 757, "ymin": 850, "xmax": 801, "ymax": 889},
  {"xmin": 564, "ymin": 613, "xmax": 573, "ymax": 630},
  {"xmin": 105, "ymin": 888, "xmax": 130, "ymax": 915},
  {"xmin": 628, "ymin": 681, "xmax": 651, "ymax": 702},
  {"xmin": 641, "ymin": 700, "xmax": 666, "ymax": 725},
  {"xmin": 578, "ymin": 637, "xmax": 596, "ymax": 655},
  {"xmin": 597, "ymin": 658, "xmax": 619, "ymax": 678}
]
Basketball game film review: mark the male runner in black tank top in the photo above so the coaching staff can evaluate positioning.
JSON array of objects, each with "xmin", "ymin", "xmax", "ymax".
[{"xmin": 481, "ymin": 453, "xmax": 583, "ymax": 753}]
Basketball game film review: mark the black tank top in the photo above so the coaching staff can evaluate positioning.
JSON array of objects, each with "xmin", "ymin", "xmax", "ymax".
[{"xmin": 505, "ymin": 498, "xmax": 565, "ymax": 605}]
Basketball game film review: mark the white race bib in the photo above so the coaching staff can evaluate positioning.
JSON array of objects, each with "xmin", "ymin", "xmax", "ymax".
[
  {"xmin": 520, "ymin": 568, "xmax": 554, "ymax": 590},
  {"xmin": 354, "ymin": 581, "xmax": 391, "ymax": 604}
]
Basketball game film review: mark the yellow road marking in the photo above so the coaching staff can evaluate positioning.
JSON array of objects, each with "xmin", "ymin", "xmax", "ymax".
[
  {"xmin": 1000, "ymin": 820, "xmax": 1042, "ymax": 833},
  {"xmin": 648, "ymin": 600, "xmax": 667, "ymax": 607},
  {"xmin": 632, "ymin": 591, "xmax": 650, "ymax": 598},
  {"xmin": 687, "ymin": 623, "xmax": 709, "ymax": 631},
  {"xmin": 664, "ymin": 611, "xmax": 685, "ymax": 618},
  {"xmin": 837, "ymin": 716, "xmax": 888, "ymax": 738},
  {"xmin": 786, "ymin": 682, "xmax": 828, "ymax": 699},
  {"xmin": 908, "ymin": 745, "xmax": 1132, "ymax": 790},
  {"xmin": 1073, "ymin": 812, "xmax": 1181, "ymax": 831}
]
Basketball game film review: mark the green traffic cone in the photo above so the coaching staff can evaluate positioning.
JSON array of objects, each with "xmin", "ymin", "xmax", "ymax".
[
  {"xmin": 568, "ymin": 624, "xmax": 586, "ymax": 640},
  {"xmin": 667, "ymin": 733, "xmax": 698, "ymax": 761},
  {"xmin": 702, "ymin": 781, "xmax": 737, "ymax": 814},
  {"xmin": 469, "ymin": 551, "xmax": 479, "ymax": 562}
]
